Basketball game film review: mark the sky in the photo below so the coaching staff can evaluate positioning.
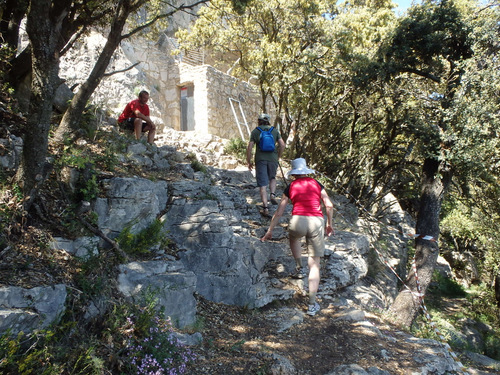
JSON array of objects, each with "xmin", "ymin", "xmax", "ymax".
[{"xmin": 393, "ymin": 0, "xmax": 417, "ymax": 13}]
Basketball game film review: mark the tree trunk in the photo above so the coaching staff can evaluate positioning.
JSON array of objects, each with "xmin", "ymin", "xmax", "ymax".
[
  {"xmin": 390, "ymin": 157, "xmax": 451, "ymax": 327},
  {"xmin": 54, "ymin": 0, "xmax": 140, "ymax": 142},
  {"xmin": 14, "ymin": 0, "xmax": 71, "ymax": 209}
]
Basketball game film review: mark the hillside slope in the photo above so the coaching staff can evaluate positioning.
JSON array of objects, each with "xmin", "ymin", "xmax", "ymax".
[{"xmin": 0, "ymin": 119, "xmax": 498, "ymax": 374}]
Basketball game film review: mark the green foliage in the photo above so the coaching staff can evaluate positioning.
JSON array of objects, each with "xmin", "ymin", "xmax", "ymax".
[
  {"xmin": 191, "ymin": 159, "xmax": 208, "ymax": 174},
  {"xmin": 55, "ymin": 145, "xmax": 100, "ymax": 202},
  {"xmin": 430, "ymin": 271, "xmax": 467, "ymax": 298},
  {"xmin": 0, "ymin": 330, "xmax": 21, "ymax": 371},
  {"xmin": 117, "ymin": 219, "xmax": 169, "ymax": 255},
  {"xmin": 484, "ymin": 334, "xmax": 500, "ymax": 361},
  {"xmin": 0, "ymin": 44, "xmax": 15, "ymax": 109},
  {"xmin": 79, "ymin": 104, "xmax": 102, "ymax": 139},
  {"xmin": 467, "ymin": 284, "xmax": 500, "ymax": 329},
  {"xmin": 74, "ymin": 253, "xmax": 106, "ymax": 297},
  {"xmin": 230, "ymin": 0, "xmax": 253, "ymax": 14},
  {"xmin": 0, "ymin": 329, "xmax": 58, "ymax": 374},
  {"xmin": 385, "ymin": 1, "xmax": 473, "ymax": 74},
  {"xmin": 0, "ymin": 183, "xmax": 23, "ymax": 250},
  {"xmin": 224, "ymin": 137, "xmax": 247, "ymax": 163},
  {"xmin": 0, "ymin": 322, "xmax": 104, "ymax": 374},
  {"xmin": 0, "ymin": 182, "xmax": 23, "ymax": 228},
  {"xmin": 177, "ymin": 0, "xmax": 338, "ymax": 133},
  {"xmin": 441, "ymin": 198, "xmax": 500, "ymax": 284},
  {"xmin": 185, "ymin": 152, "xmax": 208, "ymax": 173},
  {"xmin": 80, "ymin": 174, "xmax": 99, "ymax": 202}
]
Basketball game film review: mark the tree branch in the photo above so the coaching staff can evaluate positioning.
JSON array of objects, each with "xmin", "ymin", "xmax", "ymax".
[
  {"xmin": 103, "ymin": 62, "xmax": 141, "ymax": 77},
  {"xmin": 120, "ymin": 1, "xmax": 209, "ymax": 40},
  {"xmin": 76, "ymin": 215, "xmax": 130, "ymax": 262},
  {"xmin": 60, "ymin": 26, "xmax": 89, "ymax": 57},
  {"xmin": 401, "ymin": 67, "xmax": 441, "ymax": 83}
]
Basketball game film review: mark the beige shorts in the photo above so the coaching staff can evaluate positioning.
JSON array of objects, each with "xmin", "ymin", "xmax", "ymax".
[{"xmin": 288, "ymin": 215, "xmax": 325, "ymax": 257}]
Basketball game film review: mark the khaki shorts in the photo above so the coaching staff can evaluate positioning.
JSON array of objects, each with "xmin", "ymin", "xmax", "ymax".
[{"xmin": 288, "ymin": 215, "xmax": 325, "ymax": 257}]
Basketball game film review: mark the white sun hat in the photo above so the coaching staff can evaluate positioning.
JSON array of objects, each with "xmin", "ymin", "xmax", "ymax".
[{"xmin": 287, "ymin": 158, "xmax": 316, "ymax": 177}]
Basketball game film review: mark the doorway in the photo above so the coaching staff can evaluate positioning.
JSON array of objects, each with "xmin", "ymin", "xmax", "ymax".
[{"xmin": 180, "ymin": 85, "xmax": 195, "ymax": 131}]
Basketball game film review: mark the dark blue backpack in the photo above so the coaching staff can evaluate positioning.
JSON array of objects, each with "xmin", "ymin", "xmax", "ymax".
[{"xmin": 257, "ymin": 126, "xmax": 276, "ymax": 152}]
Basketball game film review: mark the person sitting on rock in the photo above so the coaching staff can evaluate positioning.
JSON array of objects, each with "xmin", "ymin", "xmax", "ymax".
[
  {"xmin": 260, "ymin": 158, "xmax": 334, "ymax": 316},
  {"xmin": 118, "ymin": 90, "xmax": 156, "ymax": 144}
]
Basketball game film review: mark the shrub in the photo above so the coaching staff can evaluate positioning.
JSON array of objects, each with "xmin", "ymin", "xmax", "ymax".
[
  {"xmin": 224, "ymin": 137, "xmax": 247, "ymax": 163},
  {"xmin": 109, "ymin": 288, "xmax": 197, "ymax": 374},
  {"xmin": 117, "ymin": 219, "xmax": 169, "ymax": 255},
  {"xmin": 124, "ymin": 315, "xmax": 196, "ymax": 374},
  {"xmin": 190, "ymin": 159, "xmax": 207, "ymax": 174}
]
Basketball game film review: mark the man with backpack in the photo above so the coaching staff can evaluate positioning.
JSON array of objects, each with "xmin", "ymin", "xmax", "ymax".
[{"xmin": 246, "ymin": 113, "xmax": 286, "ymax": 217}]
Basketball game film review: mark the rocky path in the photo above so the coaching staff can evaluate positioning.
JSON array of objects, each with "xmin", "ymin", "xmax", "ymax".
[{"xmin": 153, "ymin": 129, "xmax": 499, "ymax": 375}]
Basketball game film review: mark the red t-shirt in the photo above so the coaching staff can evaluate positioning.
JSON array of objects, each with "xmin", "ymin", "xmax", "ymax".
[
  {"xmin": 284, "ymin": 177, "xmax": 324, "ymax": 217},
  {"xmin": 118, "ymin": 99, "xmax": 150, "ymax": 123}
]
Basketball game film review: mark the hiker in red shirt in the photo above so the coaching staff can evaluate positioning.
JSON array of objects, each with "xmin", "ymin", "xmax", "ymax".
[
  {"xmin": 118, "ymin": 90, "xmax": 156, "ymax": 144},
  {"xmin": 261, "ymin": 158, "xmax": 334, "ymax": 316}
]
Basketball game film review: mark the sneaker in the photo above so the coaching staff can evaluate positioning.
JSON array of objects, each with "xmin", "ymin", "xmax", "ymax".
[
  {"xmin": 290, "ymin": 267, "xmax": 306, "ymax": 279},
  {"xmin": 307, "ymin": 302, "xmax": 321, "ymax": 316},
  {"xmin": 270, "ymin": 193, "xmax": 278, "ymax": 205}
]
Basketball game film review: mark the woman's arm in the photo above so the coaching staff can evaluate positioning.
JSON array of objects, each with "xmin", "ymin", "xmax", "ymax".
[
  {"xmin": 321, "ymin": 189, "xmax": 334, "ymax": 237},
  {"xmin": 260, "ymin": 195, "xmax": 289, "ymax": 241}
]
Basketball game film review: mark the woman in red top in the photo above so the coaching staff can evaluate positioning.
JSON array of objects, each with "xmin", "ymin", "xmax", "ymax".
[{"xmin": 261, "ymin": 158, "xmax": 334, "ymax": 316}]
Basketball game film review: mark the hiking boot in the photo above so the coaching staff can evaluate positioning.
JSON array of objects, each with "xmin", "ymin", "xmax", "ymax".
[
  {"xmin": 307, "ymin": 302, "xmax": 321, "ymax": 316},
  {"xmin": 270, "ymin": 193, "xmax": 278, "ymax": 205},
  {"xmin": 290, "ymin": 267, "xmax": 306, "ymax": 279}
]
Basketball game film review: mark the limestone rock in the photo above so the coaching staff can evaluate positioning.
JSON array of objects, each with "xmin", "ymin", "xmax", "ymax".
[
  {"xmin": 118, "ymin": 261, "xmax": 197, "ymax": 328},
  {"xmin": 0, "ymin": 134, "xmax": 23, "ymax": 170},
  {"xmin": 94, "ymin": 177, "xmax": 168, "ymax": 237},
  {"xmin": 50, "ymin": 236, "xmax": 100, "ymax": 259},
  {"xmin": 0, "ymin": 285, "xmax": 67, "ymax": 335}
]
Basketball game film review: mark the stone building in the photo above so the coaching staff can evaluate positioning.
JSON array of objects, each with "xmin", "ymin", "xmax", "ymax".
[{"xmin": 59, "ymin": 10, "xmax": 266, "ymax": 142}]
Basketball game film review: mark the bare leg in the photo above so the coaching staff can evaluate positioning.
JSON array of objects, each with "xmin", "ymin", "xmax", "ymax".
[
  {"xmin": 308, "ymin": 256, "xmax": 320, "ymax": 304},
  {"xmin": 269, "ymin": 178, "xmax": 277, "ymax": 195},
  {"xmin": 259, "ymin": 186, "xmax": 268, "ymax": 208},
  {"xmin": 289, "ymin": 237, "xmax": 303, "ymax": 268},
  {"xmin": 147, "ymin": 127, "xmax": 156, "ymax": 144},
  {"xmin": 133, "ymin": 118, "xmax": 143, "ymax": 140}
]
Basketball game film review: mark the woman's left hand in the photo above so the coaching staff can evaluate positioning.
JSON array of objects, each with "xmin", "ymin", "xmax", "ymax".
[{"xmin": 260, "ymin": 230, "xmax": 272, "ymax": 242}]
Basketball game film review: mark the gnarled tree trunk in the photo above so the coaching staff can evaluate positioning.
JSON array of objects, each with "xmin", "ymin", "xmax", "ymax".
[
  {"xmin": 15, "ymin": 0, "xmax": 71, "ymax": 209},
  {"xmin": 390, "ymin": 158, "xmax": 452, "ymax": 327}
]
